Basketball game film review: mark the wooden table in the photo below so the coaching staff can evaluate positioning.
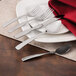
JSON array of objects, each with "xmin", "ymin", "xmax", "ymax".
[{"xmin": 0, "ymin": 35, "xmax": 76, "ymax": 76}]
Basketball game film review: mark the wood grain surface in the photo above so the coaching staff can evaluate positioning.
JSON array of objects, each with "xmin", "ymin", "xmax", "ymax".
[{"xmin": 0, "ymin": 35, "xmax": 76, "ymax": 76}]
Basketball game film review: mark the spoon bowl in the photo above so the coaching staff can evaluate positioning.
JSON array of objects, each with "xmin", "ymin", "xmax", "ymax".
[{"xmin": 55, "ymin": 44, "xmax": 72, "ymax": 54}]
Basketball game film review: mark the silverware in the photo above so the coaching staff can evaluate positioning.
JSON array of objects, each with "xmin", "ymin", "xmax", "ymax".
[
  {"xmin": 22, "ymin": 44, "xmax": 72, "ymax": 62},
  {"xmin": 2, "ymin": 4, "xmax": 61, "ymax": 50},
  {"xmin": 15, "ymin": 18, "xmax": 59, "ymax": 50},
  {"xmin": 8, "ymin": 8, "xmax": 54, "ymax": 33},
  {"xmin": 14, "ymin": 17, "xmax": 58, "ymax": 39},
  {"xmin": 3, "ymin": 4, "xmax": 52, "ymax": 28},
  {"xmin": 2, "ymin": 5, "xmax": 44, "ymax": 27}
]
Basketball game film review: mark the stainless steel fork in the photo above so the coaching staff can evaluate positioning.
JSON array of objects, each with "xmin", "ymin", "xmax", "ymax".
[
  {"xmin": 3, "ymin": 5, "xmax": 44, "ymax": 27},
  {"xmin": 8, "ymin": 8, "xmax": 54, "ymax": 33}
]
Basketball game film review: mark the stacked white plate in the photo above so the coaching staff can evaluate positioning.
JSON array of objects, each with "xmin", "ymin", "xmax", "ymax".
[{"xmin": 16, "ymin": 0, "xmax": 76, "ymax": 43}]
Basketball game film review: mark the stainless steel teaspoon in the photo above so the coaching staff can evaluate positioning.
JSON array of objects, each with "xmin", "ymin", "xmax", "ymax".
[{"xmin": 22, "ymin": 44, "xmax": 72, "ymax": 62}]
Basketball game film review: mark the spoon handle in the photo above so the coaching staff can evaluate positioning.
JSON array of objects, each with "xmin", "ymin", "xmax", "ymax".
[{"xmin": 22, "ymin": 51, "xmax": 54, "ymax": 62}]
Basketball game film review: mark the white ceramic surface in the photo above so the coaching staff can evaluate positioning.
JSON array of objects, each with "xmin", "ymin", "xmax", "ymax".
[{"xmin": 16, "ymin": 0, "xmax": 76, "ymax": 43}]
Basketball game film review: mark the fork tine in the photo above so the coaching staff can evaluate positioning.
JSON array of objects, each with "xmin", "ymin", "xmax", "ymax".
[
  {"xmin": 43, "ymin": 9, "xmax": 54, "ymax": 20},
  {"xmin": 3, "ymin": 14, "xmax": 26, "ymax": 27},
  {"xmin": 36, "ymin": 8, "xmax": 54, "ymax": 21}
]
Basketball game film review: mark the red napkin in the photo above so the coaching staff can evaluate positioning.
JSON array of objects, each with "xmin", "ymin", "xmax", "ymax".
[{"xmin": 48, "ymin": 0, "xmax": 76, "ymax": 36}]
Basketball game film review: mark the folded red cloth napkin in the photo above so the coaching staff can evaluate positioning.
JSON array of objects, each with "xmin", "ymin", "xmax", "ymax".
[{"xmin": 48, "ymin": 0, "xmax": 76, "ymax": 36}]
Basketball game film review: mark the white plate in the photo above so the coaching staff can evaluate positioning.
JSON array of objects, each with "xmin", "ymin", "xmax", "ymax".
[{"xmin": 16, "ymin": 0, "xmax": 76, "ymax": 43}]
